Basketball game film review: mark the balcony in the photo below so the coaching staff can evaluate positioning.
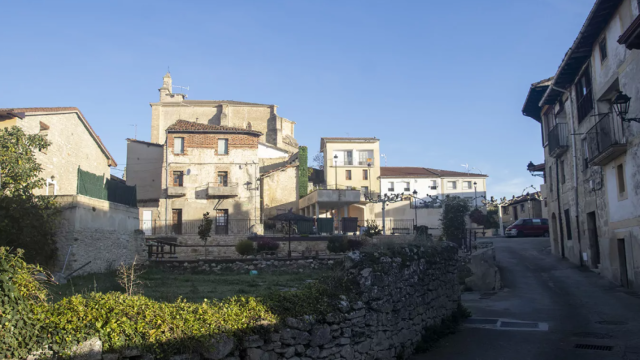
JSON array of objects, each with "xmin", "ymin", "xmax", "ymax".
[
  {"xmin": 207, "ymin": 182, "xmax": 239, "ymax": 197},
  {"xmin": 548, "ymin": 123, "xmax": 569, "ymax": 158},
  {"xmin": 167, "ymin": 186, "xmax": 187, "ymax": 197},
  {"xmin": 586, "ymin": 113, "xmax": 627, "ymax": 166}
]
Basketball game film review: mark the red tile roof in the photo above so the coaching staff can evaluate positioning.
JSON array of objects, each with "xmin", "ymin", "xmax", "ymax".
[
  {"xmin": 0, "ymin": 107, "xmax": 117, "ymax": 167},
  {"xmin": 380, "ymin": 167, "xmax": 488, "ymax": 178},
  {"xmin": 166, "ymin": 120, "xmax": 263, "ymax": 136}
]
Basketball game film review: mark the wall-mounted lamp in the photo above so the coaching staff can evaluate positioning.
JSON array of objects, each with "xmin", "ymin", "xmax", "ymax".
[{"xmin": 613, "ymin": 91, "xmax": 640, "ymax": 123}]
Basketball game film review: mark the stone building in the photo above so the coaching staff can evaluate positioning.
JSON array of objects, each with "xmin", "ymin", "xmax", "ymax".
[
  {"xmin": 127, "ymin": 74, "xmax": 301, "ymax": 237},
  {"xmin": 522, "ymin": 0, "xmax": 640, "ymax": 290},
  {"xmin": 499, "ymin": 192, "xmax": 544, "ymax": 229},
  {"xmin": 0, "ymin": 107, "xmax": 117, "ymax": 195}
]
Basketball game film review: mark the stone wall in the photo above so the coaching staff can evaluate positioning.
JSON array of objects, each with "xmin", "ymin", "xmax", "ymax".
[
  {"xmin": 72, "ymin": 243, "xmax": 461, "ymax": 360},
  {"xmin": 54, "ymin": 195, "xmax": 146, "ymax": 276}
]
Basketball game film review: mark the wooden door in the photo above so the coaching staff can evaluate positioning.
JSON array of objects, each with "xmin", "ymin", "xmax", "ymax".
[
  {"xmin": 618, "ymin": 238, "xmax": 629, "ymax": 288},
  {"xmin": 172, "ymin": 209, "xmax": 182, "ymax": 235},
  {"xmin": 587, "ymin": 212, "xmax": 600, "ymax": 268}
]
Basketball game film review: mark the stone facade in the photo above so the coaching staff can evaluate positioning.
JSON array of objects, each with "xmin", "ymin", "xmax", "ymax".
[
  {"xmin": 261, "ymin": 165, "xmax": 300, "ymax": 219},
  {"xmin": 522, "ymin": 0, "xmax": 640, "ymax": 290},
  {"xmin": 0, "ymin": 108, "xmax": 116, "ymax": 196},
  {"xmin": 54, "ymin": 195, "xmax": 146, "ymax": 276}
]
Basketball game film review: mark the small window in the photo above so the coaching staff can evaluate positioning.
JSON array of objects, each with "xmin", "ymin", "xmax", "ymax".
[
  {"xmin": 462, "ymin": 181, "xmax": 472, "ymax": 190},
  {"xmin": 431, "ymin": 180, "xmax": 437, "ymax": 188},
  {"xmin": 403, "ymin": 182, "xmax": 410, "ymax": 192},
  {"xmin": 599, "ymin": 37, "xmax": 607, "ymax": 63},
  {"xmin": 560, "ymin": 160, "xmax": 566, "ymax": 184},
  {"xmin": 345, "ymin": 170, "xmax": 352, "ymax": 180},
  {"xmin": 218, "ymin": 139, "xmax": 228, "ymax": 155},
  {"xmin": 520, "ymin": 204, "xmax": 525, "ymax": 212},
  {"xmin": 523, "ymin": 219, "xmax": 533, "ymax": 226},
  {"xmin": 246, "ymin": 122, "xmax": 252, "ymax": 130},
  {"xmin": 447, "ymin": 181, "xmax": 457, "ymax": 190},
  {"xmin": 217, "ymin": 171, "xmax": 228, "ymax": 186},
  {"xmin": 362, "ymin": 170, "xmax": 368, "ymax": 180},
  {"xmin": 174, "ymin": 137, "xmax": 184, "ymax": 154},
  {"xmin": 388, "ymin": 182, "xmax": 395, "ymax": 192},
  {"xmin": 542, "ymin": 219, "xmax": 549, "ymax": 225},
  {"xmin": 173, "ymin": 171, "xmax": 184, "ymax": 187},
  {"xmin": 617, "ymin": 163, "xmax": 626, "ymax": 196},
  {"xmin": 565, "ymin": 209, "xmax": 572, "ymax": 240},
  {"xmin": 503, "ymin": 206, "xmax": 510, "ymax": 215}
]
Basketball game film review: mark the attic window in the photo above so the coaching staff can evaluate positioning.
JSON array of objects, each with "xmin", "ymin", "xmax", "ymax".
[
  {"xmin": 246, "ymin": 122, "xmax": 252, "ymax": 130},
  {"xmin": 599, "ymin": 37, "xmax": 607, "ymax": 63}
]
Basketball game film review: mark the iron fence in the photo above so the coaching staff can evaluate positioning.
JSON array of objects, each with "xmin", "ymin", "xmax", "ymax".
[
  {"xmin": 586, "ymin": 113, "xmax": 626, "ymax": 163},
  {"xmin": 548, "ymin": 122, "xmax": 569, "ymax": 157}
]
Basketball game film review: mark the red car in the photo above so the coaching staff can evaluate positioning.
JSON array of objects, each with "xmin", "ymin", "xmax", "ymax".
[{"xmin": 506, "ymin": 218, "xmax": 549, "ymax": 238}]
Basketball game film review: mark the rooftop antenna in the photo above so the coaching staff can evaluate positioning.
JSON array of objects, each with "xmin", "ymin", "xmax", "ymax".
[
  {"xmin": 381, "ymin": 154, "xmax": 387, "ymax": 167},
  {"xmin": 461, "ymin": 164, "xmax": 469, "ymax": 174},
  {"xmin": 130, "ymin": 124, "xmax": 137, "ymax": 139},
  {"xmin": 172, "ymin": 85, "xmax": 189, "ymax": 98}
]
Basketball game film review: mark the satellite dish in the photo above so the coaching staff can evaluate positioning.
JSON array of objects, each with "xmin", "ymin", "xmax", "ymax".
[{"xmin": 186, "ymin": 169, "xmax": 191, "ymax": 175}]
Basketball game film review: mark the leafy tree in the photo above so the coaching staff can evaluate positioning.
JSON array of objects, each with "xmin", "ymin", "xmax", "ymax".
[
  {"xmin": 197, "ymin": 212, "xmax": 213, "ymax": 259},
  {"xmin": 363, "ymin": 220, "xmax": 382, "ymax": 238},
  {"xmin": 484, "ymin": 208, "xmax": 500, "ymax": 230},
  {"xmin": 469, "ymin": 208, "xmax": 486, "ymax": 227},
  {"xmin": 440, "ymin": 196, "xmax": 471, "ymax": 242},
  {"xmin": 0, "ymin": 126, "xmax": 59, "ymax": 268}
]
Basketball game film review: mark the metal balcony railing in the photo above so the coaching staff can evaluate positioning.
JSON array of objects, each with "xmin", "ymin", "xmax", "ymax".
[
  {"xmin": 586, "ymin": 113, "xmax": 626, "ymax": 166},
  {"xmin": 206, "ymin": 181, "xmax": 238, "ymax": 197},
  {"xmin": 548, "ymin": 123, "xmax": 569, "ymax": 158}
]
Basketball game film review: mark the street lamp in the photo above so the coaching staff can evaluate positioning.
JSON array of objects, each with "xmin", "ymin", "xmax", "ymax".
[
  {"xmin": 473, "ymin": 181, "xmax": 478, "ymax": 208},
  {"xmin": 333, "ymin": 154, "xmax": 338, "ymax": 190},
  {"xmin": 612, "ymin": 91, "xmax": 640, "ymax": 123}
]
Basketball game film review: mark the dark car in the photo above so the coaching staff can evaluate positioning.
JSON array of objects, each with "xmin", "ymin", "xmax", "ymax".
[{"xmin": 506, "ymin": 218, "xmax": 549, "ymax": 238}]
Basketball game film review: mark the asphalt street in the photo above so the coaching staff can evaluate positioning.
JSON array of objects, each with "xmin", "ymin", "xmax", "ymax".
[{"xmin": 413, "ymin": 237, "xmax": 640, "ymax": 360}]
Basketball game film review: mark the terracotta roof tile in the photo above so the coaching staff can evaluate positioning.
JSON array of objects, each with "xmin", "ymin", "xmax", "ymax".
[
  {"xmin": 380, "ymin": 167, "xmax": 487, "ymax": 178},
  {"xmin": 0, "ymin": 107, "xmax": 116, "ymax": 167},
  {"xmin": 166, "ymin": 120, "xmax": 263, "ymax": 136}
]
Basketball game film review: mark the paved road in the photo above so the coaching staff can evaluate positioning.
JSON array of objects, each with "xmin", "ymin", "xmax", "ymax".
[{"xmin": 413, "ymin": 237, "xmax": 640, "ymax": 360}]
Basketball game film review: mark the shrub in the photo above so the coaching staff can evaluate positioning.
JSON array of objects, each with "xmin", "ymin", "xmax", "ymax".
[
  {"xmin": 327, "ymin": 235, "xmax": 347, "ymax": 253},
  {"xmin": 0, "ymin": 248, "xmax": 49, "ymax": 359},
  {"xmin": 235, "ymin": 239, "xmax": 256, "ymax": 256},
  {"xmin": 469, "ymin": 208, "xmax": 486, "ymax": 227},
  {"xmin": 440, "ymin": 196, "xmax": 471, "ymax": 242},
  {"xmin": 256, "ymin": 239, "xmax": 280, "ymax": 252},
  {"xmin": 346, "ymin": 238, "xmax": 364, "ymax": 251},
  {"xmin": 362, "ymin": 220, "xmax": 382, "ymax": 238}
]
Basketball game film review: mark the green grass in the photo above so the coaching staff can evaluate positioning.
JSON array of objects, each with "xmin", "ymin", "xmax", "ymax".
[{"xmin": 49, "ymin": 266, "xmax": 329, "ymax": 303}]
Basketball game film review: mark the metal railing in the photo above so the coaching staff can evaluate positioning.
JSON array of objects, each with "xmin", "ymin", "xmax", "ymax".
[
  {"xmin": 145, "ymin": 219, "xmax": 261, "ymax": 236},
  {"xmin": 548, "ymin": 122, "xmax": 569, "ymax": 157},
  {"xmin": 206, "ymin": 181, "xmax": 238, "ymax": 188},
  {"xmin": 586, "ymin": 113, "xmax": 626, "ymax": 164},
  {"xmin": 577, "ymin": 89, "xmax": 594, "ymax": 122}
]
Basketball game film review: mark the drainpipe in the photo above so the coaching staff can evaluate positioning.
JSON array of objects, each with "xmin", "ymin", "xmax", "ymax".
[
  {"xmin": 165, "ymin": 130, "xmax": 169, "ymax": 235},
  {"xmin": 556, "ymin": 160, "xmax": 566, "ymax": 258}
]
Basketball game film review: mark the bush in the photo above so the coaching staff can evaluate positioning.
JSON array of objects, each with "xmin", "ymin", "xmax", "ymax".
[
  {"xmin": 346, "ymin": 238, "xmax": 364, "ymax": 251},
  {"xmin": 235, "ymin": 239, "xmax": 256, "ymax": 256},
  {"xmin": 327, "ymin": 236, "xmax": 363, "ymax": 253},
  {"xmin": 362, "ymin": 220, "xmax": 382, "ymax": 238},
  {"xmin": 256, "ymin": 239, "xmax": 280, "ymax": 252},
  {"xmin": 440, "ymin": 196, "xmax": 471, "ymax": 242},
  {"xmin": 469, "ymin": 208, "xmax": 486, "ymax": 227},
  {"xmin": 0, "ymin": 248, "xmax": 49, "ymax": 359}
]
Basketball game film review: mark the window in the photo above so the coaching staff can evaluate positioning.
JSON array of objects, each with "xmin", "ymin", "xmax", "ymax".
[
  {"xmin": 361, "ymin": 186, "xmax": 369, "ymax": 195},
  {"xmin": 503, "ymin": 206, "xmax": 510, "ymax": 215},
  {"xmin": 462, "ymin": 181, "xmax": 472, "ymax": 190},
  {"xmin": 345, "ymin": 170, "xmax": 352, "ymax": 180},
  {"xmin": 564, "ymin": 209, "xmax": 572, "ymax": 240},
  {"xmin": 522, "ymin": 219, "xmax": 533, "ymax": 226},
  {"xmin": 173, "ymin": 171, "xmax": 183, "ymax": 187},
  {"xmin": 333, "ymin": 150, "xmax": 353, "ymax": 166},
  {"xmin": 582, "ymin": 138, "xmax": 589, "ymax": 170},
  {"xmin": 599, "ymin": 37, "xmax": 607, "ymax": 63},
  {"xmin": 575, "ymin": 66, "xmax": 593, "ymax": 122},
  {"xmin": 402, "ymin": 182, "xmax": 410, "ymax": 192},
  {"xmin": 543, "ymin": 108, "xmax": 556, "ymax": 144},
  {"xmin": 388, "ymin": 182, "xmax": 395, "ymax": 192},
  {"xmin": 446, "ymin": 181, "xmax": 457, "ymax": 190},
  {"xmin": 174, "ymin": 137, "xmax": 184, "ymax": 154},
  {"xmin": 246, "ymin": 122, "xmax": 252, "ymax": 130},
  {"xmin": 362, "ymin": 170, "xmax": 368, "ymax": 180},
  {"xmin": 172, "ymin": 209, "xmax": 183, "ymax": 235},
  {"xmin": 217, "ymin": 171, "xmax": 228, "ymax": 186},
  {"xmin": 218, "ymin": 139, "xmax": 228, "ymax": 155},
  {"xmin": 617, "ymin": 163, "xmax": 626, "ymax": 198},
  {"xmin": 541, "ymin": 219, "xmax": 549, "ymax": 226},
  {"xmin": 560, "ymin": 160, "xmax": 566, "ymax": 184},
  {"xmin": 215, "ymin": 209, "xmax": 229, "ymax": 235},
  {"xmin": 430, "ymin": 180, "xmax": 437, "ymax": 189},
  {"xmin": 533, "ymin": 219, "xmax": 542, "ymax": 226},
  {"xmin": 520, "ymin": 204, "xmax": 525, "ymax": 212},
  {"xmin": 358, "ymin": 150, "xmax": 374, "ymax": 166}
]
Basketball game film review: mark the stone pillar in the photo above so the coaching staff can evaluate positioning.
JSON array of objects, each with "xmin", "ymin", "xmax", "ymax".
[{"xmin": 315, "ymin": 203, "xmax": 320, "ymax": 218}]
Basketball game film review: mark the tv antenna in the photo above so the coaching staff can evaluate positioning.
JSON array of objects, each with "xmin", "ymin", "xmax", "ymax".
[
  {"xmin": 461, "ymin": 164, "xmax": 469, "ymax": 173},
  {"xmin": 381, "ymin": 154, "xmax": 387, "ymax": 167},
  {"xmin": 172, "ymin": 85, "xmax": 189, "ymax": 97},
  {"xmin": 130, "ymin": 124, "xmax": 137, "ymax": 139}
]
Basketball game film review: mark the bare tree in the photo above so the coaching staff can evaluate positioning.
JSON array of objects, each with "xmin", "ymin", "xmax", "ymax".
[
  {"xmin": 312, "ymin": 152, "xmax": 324, "ymax": 170},
  {"xmin": 117, "ymin": 256, "xmax": 145, "ymax": 296}
]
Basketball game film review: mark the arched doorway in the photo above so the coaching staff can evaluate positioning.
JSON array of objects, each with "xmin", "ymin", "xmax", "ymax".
[{"xmin": 551, "ymin": 213, "xmax": 559, "ymax": 255}]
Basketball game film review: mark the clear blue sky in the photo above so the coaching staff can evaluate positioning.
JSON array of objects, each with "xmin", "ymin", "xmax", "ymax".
[{"xmin": 1, "ymin": 0, "xmax": 595, "ymax": 200}]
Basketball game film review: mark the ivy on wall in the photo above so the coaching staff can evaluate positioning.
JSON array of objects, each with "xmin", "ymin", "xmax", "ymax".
[{"xmin": 298, "ymin": 146, "xmax": 308, "ymax": 199}]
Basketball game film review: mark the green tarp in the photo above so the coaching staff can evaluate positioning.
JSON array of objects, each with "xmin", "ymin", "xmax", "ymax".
[{"xmin": 77, "ymin": 167, "xmax": 137, "ymax": 207}]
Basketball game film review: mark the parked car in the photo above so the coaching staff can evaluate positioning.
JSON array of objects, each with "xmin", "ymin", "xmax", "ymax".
[{"xmin": 505, "ymin": 218, "xmax": 549, "ymax": 238}]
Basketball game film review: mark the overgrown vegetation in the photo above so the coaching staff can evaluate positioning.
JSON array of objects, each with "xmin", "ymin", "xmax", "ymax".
[
  {"xmin": 414, "ymin": 303, "xmax": 471, "ymax": 353},
  {"xmin": 440, "ymin": 196, "xmax": 471, "ymax": 242},
  {"xmin": 326, "ymin": 235, "xmax": 364, "ymax": 253},
  {"xmin": 235, "ymin": 239, "xmax": 256, "ymax": 256},
  {"xmin": 116, "ymin": 256, "xmax": 145, "ymax": 296},
  {"xmin": 0, "ymin": 126, "xmax": 60, "ymax": 268},
  {"xmin": 256, "ymin": 238, "xmax": 280, "ymax": 253},
  {"xmin": 298, "ymin": 146, "xmax": 308, "ymax": 199}
]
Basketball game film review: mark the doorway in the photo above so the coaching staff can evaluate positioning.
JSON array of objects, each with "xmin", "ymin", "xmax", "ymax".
[
  {"xmin": 215, "ymin": 209, "xmax": 229, "ymax": 235},
  {"xmin": 143, "ymin": 210, "xmax": 152, "ymax": 236},
  {"xmin": 172, "ymin": 209, "xmax": 183, "ymax": 235},
  {"xmin": 586, "ymin": 212, "xmax": 600, "ymax": 269},
  {"xmin": 618, "ymin": 238, "xmax": 629, "ymax": 288}
]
